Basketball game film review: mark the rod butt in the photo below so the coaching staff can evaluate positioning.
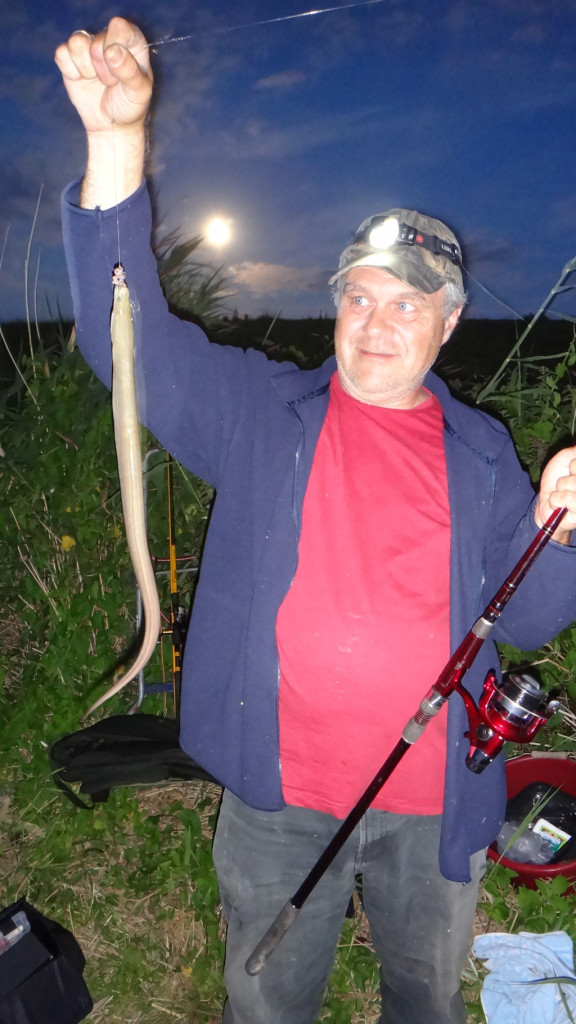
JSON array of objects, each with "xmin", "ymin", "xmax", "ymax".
[{"xmin": 245, "ymin": 900, "xmax": 300, "ymax": 975}]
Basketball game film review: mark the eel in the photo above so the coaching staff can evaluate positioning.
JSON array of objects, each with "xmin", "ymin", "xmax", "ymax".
[{"xmin": 82, "ymin": 267, "xmax": 162, "ymax": 719}]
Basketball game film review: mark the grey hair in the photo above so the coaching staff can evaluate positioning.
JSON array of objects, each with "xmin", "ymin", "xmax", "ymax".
[
  {"xmin": 331, "ymin": 275, "xmax": 467, "ymax": 319},
  {"xmin": 443, "ymin": 280, "xmax": 467, "ymax": 317},
  {"xmin": 331, "ymin": 276, "xmax": 346, "ymax": 309}
]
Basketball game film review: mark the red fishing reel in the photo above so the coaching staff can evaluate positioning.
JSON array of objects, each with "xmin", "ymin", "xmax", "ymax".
[{"xmin": 455, "ymin": 670, "xmax": 559, "ymax": 774}]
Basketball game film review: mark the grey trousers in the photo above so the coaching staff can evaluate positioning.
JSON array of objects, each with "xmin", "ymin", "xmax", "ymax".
[{"xmin": 213, "ymin": 790, "xmax": 485, "ymax": 1024}]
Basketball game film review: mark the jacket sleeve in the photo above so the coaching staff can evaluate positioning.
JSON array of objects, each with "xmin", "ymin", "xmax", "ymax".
[
  {"xmin": 61, "ymin": 179, "xmax": 274, "ymax": 488},
  {"xmin": 483, "ymin": 430, "xmax": 576, "ymax": 651}
]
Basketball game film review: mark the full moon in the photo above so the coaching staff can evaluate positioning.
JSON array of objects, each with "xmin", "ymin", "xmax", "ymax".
[{"xmin": 204, "ymin": 217, "xmax": 233, "ymax": 248}]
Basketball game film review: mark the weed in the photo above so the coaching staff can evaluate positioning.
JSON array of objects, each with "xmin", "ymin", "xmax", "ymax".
[{"xmin": 2, "ymin": 252, "xmax": 576, "ymax": 1021}]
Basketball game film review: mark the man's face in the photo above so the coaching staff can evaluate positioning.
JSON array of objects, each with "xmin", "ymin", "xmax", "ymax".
[{"xmin": 334, "ymin": 266, "xmax": 461, "ymax": 408}]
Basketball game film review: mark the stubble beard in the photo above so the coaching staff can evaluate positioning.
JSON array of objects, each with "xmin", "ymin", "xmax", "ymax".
[{"xmin": 336, "ymin": 353, "xmax": 431, "ymax": 407}]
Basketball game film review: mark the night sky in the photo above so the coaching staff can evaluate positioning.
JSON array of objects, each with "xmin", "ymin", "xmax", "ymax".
[{"xmin": 2, "ymin": 0, "xmax": 576, "ymax": 325}]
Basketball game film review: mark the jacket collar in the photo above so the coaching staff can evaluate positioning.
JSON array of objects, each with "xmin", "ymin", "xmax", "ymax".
[
  {"xmin": 270, "ymin": 356, "xmax": 335, "ymax": 407},
  {"xmin": 271, "ymin": 357, "xmax": 509, "ymax": 464}
]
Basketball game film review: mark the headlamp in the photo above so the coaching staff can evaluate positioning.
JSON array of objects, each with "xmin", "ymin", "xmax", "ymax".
[
  {"xmin": 366, "ymin": 217, "xmax": 401, "ymax": 249},
  {"xmin": 357, "ymin": 215, "xmax": 461, "ymax": 267}
]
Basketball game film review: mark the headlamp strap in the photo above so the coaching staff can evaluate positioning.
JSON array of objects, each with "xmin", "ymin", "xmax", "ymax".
[{"xmin": 399, "ymin": 225, "xmax": 461, "ymax": 266}]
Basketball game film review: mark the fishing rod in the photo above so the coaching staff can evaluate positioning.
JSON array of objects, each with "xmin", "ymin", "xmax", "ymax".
[
  {"xmin": 165, "ymin": 451, "xmax": 185, "ymax": 717},
  {"xmin": 245, "ymin": 506, "xmax": 567, "ymax": 976}
]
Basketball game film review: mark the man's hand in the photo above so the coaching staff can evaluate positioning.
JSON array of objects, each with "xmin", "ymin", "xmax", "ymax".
[
  {"xmin": 535, "ymin": 445, "xmax": 576, "ymax": 544},
  {"xmin": 55, "ymin": 17, "xmax": 152, "ymax": 135},
  {"xmin": 55, "ymin": 18, "xmax": 153, "ymax": 208}
]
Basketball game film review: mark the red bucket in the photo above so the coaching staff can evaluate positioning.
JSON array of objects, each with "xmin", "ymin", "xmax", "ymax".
[{"xmin": 487, "ymin": 752, "xmax": 576, "ymax": 892}]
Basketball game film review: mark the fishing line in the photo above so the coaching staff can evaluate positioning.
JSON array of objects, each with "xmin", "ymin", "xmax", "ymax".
[
  {"xmin": 110, "ymin": 0, "xmax": 530, "ymax": 327},
  {"xmin": 95, "ymin": 0, "xmax": 529, "ymax": 331},
  {"xmin": 147, "ymin": 0, "xmax": 386, "ymax": 48},
  {"xmin": 117, "ymin": 1, "xmax": 523, "ymax": 326},
  {"xmin": 108, "ymin": 0, "xmax": 384, "ymax": 265},
  {"xmin": 111, "ymin": 117, "xmax": 122, "ymax": 269},
  {"xmin": 78, "ymin": 0, "xmax": 387, "ymax": 718},
  {"xmin": 0, "ymin": 224, "xmax": 10, "ymax": 275},
  {"xmin": 462, "ymin": 264, "xmax": 527, "ymax": 321}
]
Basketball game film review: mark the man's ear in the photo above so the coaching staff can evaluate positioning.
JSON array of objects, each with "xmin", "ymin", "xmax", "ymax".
[{"xmin": 441, "ymin": 306, "xmax": 463, "ymax": 346}]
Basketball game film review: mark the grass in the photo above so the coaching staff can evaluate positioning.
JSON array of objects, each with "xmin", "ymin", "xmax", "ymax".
[
  {"xmin": 5, "ymin": 743, "xmax": 576, "ymax": 1023},
  {"xmin": 0, "ymin": 764, "xmax": 385, "ymax": 1022},
  {"xmin": 2, "ymin": 357, "xmax": 576, "ymax": 1022},
  {"xmin": 1, "ymin": 774, "xmax": 225, "ymax": 1023},
  {"xmin": 3, "ymin": 249, "xmax": 576, "ymax": 1021}
]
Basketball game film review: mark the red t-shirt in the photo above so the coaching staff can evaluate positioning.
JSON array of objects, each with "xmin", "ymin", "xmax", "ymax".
[{"xmin": 277, "ymin": 373, "xmax": 451, "ymax": 817}]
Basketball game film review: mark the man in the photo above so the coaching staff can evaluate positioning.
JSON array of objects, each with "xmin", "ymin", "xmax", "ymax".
[{"xmin": 55, "ymin": 19, "xmax": 576, "ymax": 1024}]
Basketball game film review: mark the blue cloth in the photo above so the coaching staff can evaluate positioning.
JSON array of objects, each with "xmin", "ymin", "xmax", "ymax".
[
  {"xmin": 61, "ymin": 180, "xmax": 576, "ymax": 882},
  {"xmin": 473, "ymin": 931, "xmax": 576, "ymax": 1023}
]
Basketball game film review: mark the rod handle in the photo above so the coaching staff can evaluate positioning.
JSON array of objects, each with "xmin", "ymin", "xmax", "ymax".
[{"xmin": 245, "ymin": 899, "xmax": 300, "ymax": 976}]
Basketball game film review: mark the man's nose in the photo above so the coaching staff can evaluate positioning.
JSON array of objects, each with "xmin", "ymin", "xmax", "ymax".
[{"xmin": 365, "ymin": 304, "xmax": 392, "ymax": 336}]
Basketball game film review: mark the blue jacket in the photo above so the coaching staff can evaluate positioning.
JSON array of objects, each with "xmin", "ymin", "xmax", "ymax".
[{"xmin": 62, "ymin": 181, "xmax": 576, "ymax": 881}]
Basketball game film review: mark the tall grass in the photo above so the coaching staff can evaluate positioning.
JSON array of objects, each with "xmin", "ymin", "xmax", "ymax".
[{"xmin": 2, "ymin": 247, "xmax": 576, "ymax": 1022}]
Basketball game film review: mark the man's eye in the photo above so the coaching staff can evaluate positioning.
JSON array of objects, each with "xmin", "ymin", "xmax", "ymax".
[
  {"xmin": 352, "ymin": 295, "xmax": 369, "ymax": 306},
  {"xmin": 398, "ymin": 301, "xmax": 415, "ymax": 312}
]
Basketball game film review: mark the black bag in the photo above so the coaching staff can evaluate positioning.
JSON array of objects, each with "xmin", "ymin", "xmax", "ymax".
[
  {"xmin": 0, "ymin": 899, "xmax": 93, "ymax": 1024},
  {"xmin": 49, "ymin": 714, "xmax": 219, "ymax": 808}
]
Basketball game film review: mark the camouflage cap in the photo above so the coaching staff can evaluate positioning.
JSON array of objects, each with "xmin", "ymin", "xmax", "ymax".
[{"xmin": 329, "ymin": 208, "xmax": 464, "ymax": 294}]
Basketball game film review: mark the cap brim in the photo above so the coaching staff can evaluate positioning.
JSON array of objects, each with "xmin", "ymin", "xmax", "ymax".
[{"xmin": 328, "ymin": 252, "xmax": 446, "ymax": 294}]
